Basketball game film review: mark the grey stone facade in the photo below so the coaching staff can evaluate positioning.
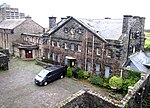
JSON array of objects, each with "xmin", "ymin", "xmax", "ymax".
[
  {"xmin": 42, "ymin": 15, "xmax": 145, "ymax": 77},
  {"xmin": 0, "ymin": 16, "xmax": 44, "ymax": 54}
]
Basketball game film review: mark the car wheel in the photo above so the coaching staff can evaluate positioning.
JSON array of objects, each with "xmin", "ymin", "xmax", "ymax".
[
  {"xmin": 44, "ymin": 81, "xmax": 48, "ymax": 86},
  {"xmin": 60, "ymin": 75, "xmax": 64, "ymax": 79}
]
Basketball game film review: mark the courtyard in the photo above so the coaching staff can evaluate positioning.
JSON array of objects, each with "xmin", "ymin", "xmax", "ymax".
[{"xmin": 0, "ymin": 58, "xmax": 107, "ymax": 108}]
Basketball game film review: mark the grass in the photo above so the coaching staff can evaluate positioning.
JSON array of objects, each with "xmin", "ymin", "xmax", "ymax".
[
  {"xmin": 144, "ymin": 32, "xmax": 150, "ymax": 48},
  {"xmin": 145, "ymin": 33, "xmax": 150, "ymax": 37},
  {"xmin": 145, "ymin": 39, "xmax": 150, "ymax": 48}
]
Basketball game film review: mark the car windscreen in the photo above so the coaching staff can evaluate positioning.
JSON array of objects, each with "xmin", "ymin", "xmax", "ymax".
[{"xmin": 38, "ymin": 69, "xmax": 49, "ymax": 78}]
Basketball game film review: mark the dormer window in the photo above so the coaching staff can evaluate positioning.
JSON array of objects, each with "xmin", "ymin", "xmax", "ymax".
[{"xmin": 64, "ymin": 27, "xmax": 69, "ymax": 33}]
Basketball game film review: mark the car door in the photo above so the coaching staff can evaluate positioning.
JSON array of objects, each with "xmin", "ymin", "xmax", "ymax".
[{"xmin": 46, "ymin": 72, "xmax": 53, "ymax": 82}]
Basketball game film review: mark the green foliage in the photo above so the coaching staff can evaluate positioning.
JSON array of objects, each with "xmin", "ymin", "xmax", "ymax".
[
  {"xmin": 109, "ymin": 76, "xmax": 123, "ymax": 89},
  {"xmin": 77, "ymin": 69, "xmax": 84, "ymax": 79},
  {"xmin": 67, "ymin": 67, "xmax": 72, "ymax": 77},
  {"xmin": 83, "ymin": 71, "xmax": 90, "ymax": 79},
  {"xmin": 103, "ymin": 78, "xmax": 110, "ymax": 89},
  {"xmin": 127, "ymin": 70, "xmax": 141, "ymax": 79},
  {"xmin": 89, "ymin": 76, "xmax": 104, "ymax": 87},
  {"xmin": 74, "ymin": 66, "xmax": 81, "ymax": 73},
  {"xmin": 122, "ymin": 77, "xmax": 139, "ymax": 92}
]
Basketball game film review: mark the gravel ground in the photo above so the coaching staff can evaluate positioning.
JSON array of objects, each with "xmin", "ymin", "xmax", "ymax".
[{"xmin": 0, "ymin": 58, "xmax": 107, "ymax": 108}]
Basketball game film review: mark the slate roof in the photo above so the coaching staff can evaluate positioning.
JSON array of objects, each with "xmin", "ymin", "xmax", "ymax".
[
  {"xmin": 0, "ymin": 19, "xmax": 25, "ymax": 29},
  {"xmin": 47, "ymin": 16, "xmax": 123, "ymax": 41},
  {"xmin": 78, "ymin": 18, "xmax": 123, "ymax": 40},
  {"xmin": 127, "ymin": 51, "xmax": 150, "ymax": 72}
]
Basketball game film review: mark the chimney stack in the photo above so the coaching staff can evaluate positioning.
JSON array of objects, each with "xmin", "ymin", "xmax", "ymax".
[{"xmin": 49, "ymin": 17, "xmax": 56, "ymax": 30}]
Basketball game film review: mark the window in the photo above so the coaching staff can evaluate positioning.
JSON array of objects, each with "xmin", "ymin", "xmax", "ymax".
[
  {"xmin": 88, "ymin": 48, "xmax": 91, "ymax": 54},
  {"xmin": 36, "ymin": 38, "xmax": 38, "ymax": 44},
  {"xmin": 71, "ymin": 44, "xmax": 74, "ymax": 51},
  {"xmin": 105, "ymin": 66, "xmax": 110, "ymax": 78},
  {"xmin": 87, "ymin": 62, "xmax": 91, "ymax": 72},
  {"xmin": 65, "ymin": 43, "xmax": 68, "ymax": 49},
  {"xmin": 56, "ymin": 42, "xmax": 59, "ymax": 47},
  {"xmin": 78, "ymin": 45, "xmax": 81, "ymax": 52},
  {"xmin": 57, "ymin": 54, "xmax": 60, "ymax": 63},
  {"xmin": 65, "ymin": 58, "xmax": 68, "ymax": 65},
  {"xmin": 52, "ymin": 41, "xmax": 55, "ymax": 47},
  {"xmin": 106, "ymin": 49, "xmax": 111, "ymax": 58},
  {"xmin": 96, "ymin": 64, "xmax": 100, "ymax": 72},
  {"xmin": 52, "ymin": 53, "xmax": 55, "ymax": 61},
  {"xmin": 96, "ymin": 48, "xmax": 100, "ymax": 55},
  {"xmin": 77, "ymin": 62, "xmax": 81, "ymax": 68}
]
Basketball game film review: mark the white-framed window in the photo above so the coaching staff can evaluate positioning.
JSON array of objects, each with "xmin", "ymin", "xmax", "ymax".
[
  {"xmin": 88, "ymin": 48, "xmax": 91, "ymax": 54},
  {"xmin": 77, "ymin": 62, "xmax": 81, "ymax": 68},
  {"xmin": 96, "ymin": 64, "xmax": 100, "ymax": 72},
  {"xmin": 52, "ymin": 53, "xmax": 55, "ymax": 61},
  {"xmin": 87, "ymin": 62, "xmax": 91, "ymax": 72},
  {"xmin": 30, "ymin": 37, "xmax": 32, "ymax": 42},
  {"xmin": 36, "ymin": 38, "xmax": 38, "ymax": 44},
  {"xmin": 78, "ymin": 45, "xmax": 81, "ymax": 52},
  {"xmin": 65, "ymin": 58, "xmax": 68, "ymax": 65},
  {"xmin": 106, "ymin": 49, "xmax": 111, "ymax": 58},
  {"xmin": 71, "ymin": 44, "xmax": 74, "ymax": 51},
  {"xmin": 57, "ymin": 42, "xmax": 60, "ymax": 48},
  {"xmin": 96, "ymin": 48, "xmax": 100, "ymax": 55},
  {"xmin": 52, "ymin": 41, "xmax": 55, "ymax": 47},
  {"xmin": 57, "ymin": 54, "xmax": 60, "ymax": 63},
  {"xmin": 65, "ymin": 43, "xmax": 68, "ymax": 49}
]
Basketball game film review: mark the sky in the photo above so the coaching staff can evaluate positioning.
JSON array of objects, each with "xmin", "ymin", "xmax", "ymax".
[{"xmin": 0, "ymin": 0, "xmax": 150, "ymax": 29}]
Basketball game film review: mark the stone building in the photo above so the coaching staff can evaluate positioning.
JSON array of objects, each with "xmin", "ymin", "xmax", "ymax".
[
  {"xmin": 0, "ymin": 3, "xmax": 25, "ymax": 21},
  {"xmin": 12, "ymin": 33, "xmax": 43, "ymax": 60},
  {"xmin": 42, "ymin": 15, "xmax": 145, "ymax": 77},
  {"xmin": 0, "ymin": 16, "xmax": 44, "ymax": 54}
]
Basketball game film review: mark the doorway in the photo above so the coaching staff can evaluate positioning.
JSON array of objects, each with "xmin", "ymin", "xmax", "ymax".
[{"xmin": 25, "ymin": 50, "xmax": 33, "ymax": 58}]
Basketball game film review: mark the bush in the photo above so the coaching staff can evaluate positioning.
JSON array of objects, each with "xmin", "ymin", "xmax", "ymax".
[
  {"xmin": 109, "ymin": 76, "xmax": 123, "ymax": 89},
  {"xmin": 122, "ymin": 78, "xmax": 138, "ymax": 92},
  {"xmin": 77, "ymin": 69, "xmax": 84, "ymax": 79},
  {"xmin": 67, "ymin": 67, "xmax": 72, "ymax": 77},
  {"xmin": 74, "ymin": 66, "xmax": 81, "ymax": 73},
  {"xmin": 83, "ymin": 71, "xmax": 90, "ymax": 79},
  {"xmin": 89, "ymin": 76, "xmax": 104, "ymax": 87},
  {"xmin": 102, "ymin": 78, "xmax": 110, "ymax": 89}
]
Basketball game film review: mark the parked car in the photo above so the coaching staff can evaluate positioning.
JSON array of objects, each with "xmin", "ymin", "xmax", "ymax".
[{"xmin": 34, "ymin": 65, "xmax": 66, "ymax": 86}]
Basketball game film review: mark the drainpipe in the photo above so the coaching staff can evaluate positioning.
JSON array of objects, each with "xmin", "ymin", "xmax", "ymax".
[
  {"xmin": 85, "ymin": 31, "xmax": 88, "ymax": 71},
  {"xmin": 91, "ymin": 35, "xmax": 94, "ymax": 74}
]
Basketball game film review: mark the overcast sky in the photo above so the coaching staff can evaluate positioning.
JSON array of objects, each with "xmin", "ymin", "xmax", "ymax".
[{"xmin": 1, "ymin": 0, "xmax": 150, "ymax": 29}]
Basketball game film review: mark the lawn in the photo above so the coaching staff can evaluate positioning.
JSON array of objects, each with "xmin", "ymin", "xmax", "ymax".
[
  {"xmin": 145, "ymin": 39, "xmax": 150, "ymax": 48},
  {"xmin": 144, "ymin": 32, "xmax": 150, "ymax": 48},
  {"xmin": 145, "ymin": 33, "xmax": 150, "ymax": 37}
]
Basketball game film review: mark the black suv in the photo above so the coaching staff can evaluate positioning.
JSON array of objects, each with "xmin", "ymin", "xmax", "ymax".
[{"xmin": 34, "ymin": 66, "xmax": 66, "ymax": 86}]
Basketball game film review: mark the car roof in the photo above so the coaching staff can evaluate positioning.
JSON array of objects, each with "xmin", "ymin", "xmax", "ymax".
[{"xmin": 45, "ymin": 65, "xmax": 64, "ymax": 72}]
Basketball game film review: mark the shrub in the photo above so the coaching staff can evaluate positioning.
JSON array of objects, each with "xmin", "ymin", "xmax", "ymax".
[
  {"xmin": 109, "ymin": 76, "xmax": 123, "ymax": 89},
  {"xmin": 74, "ymin": 66, "xmax": 81, "ymax": 73},
  {"xmin": 89, "ymin": 76, "xmax": 103, "ymax": 87},
  {"xmin": 77, "ymin": 69, "xmax": 84, "ymax": 79},
  {"xmin": 83, "ymin": 71, "xmax": 90, "ymax": 79},
  {"xmin": 122, "ymin": 78, "xmax": 138, "ymax": 92},
  {"xmin": 67, "ymin": 67, "xmax": 72, "ymax": 77},
  {"xmin": 103, "ymin": 82, "xmax": 110, "ymax": 89}
]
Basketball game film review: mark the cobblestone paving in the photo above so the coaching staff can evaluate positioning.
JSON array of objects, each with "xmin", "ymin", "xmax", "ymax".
[{"xmin": 0, "ymin": 58, "xmax": 108, "ymax": 108}]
